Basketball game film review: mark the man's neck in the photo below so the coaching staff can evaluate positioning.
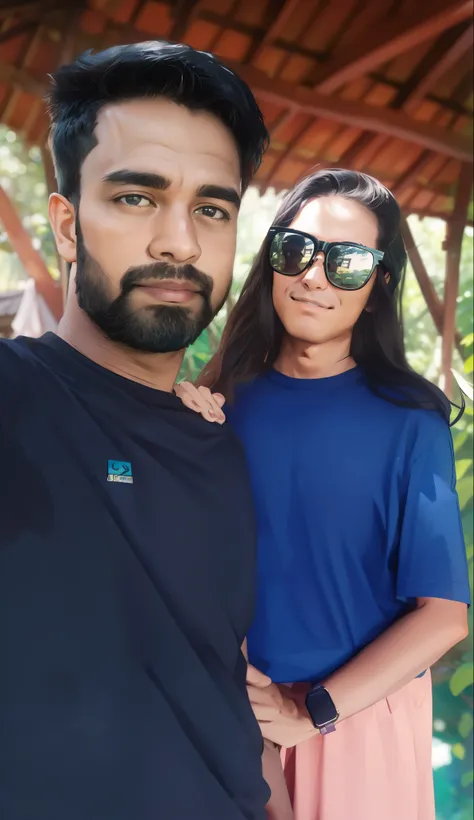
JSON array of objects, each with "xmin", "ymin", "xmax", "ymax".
[
  {"xmin": 57, "ymin": 302, "xmax": 184, "ymax": 393},
  {"xmin": 274, "ymin": 334, "xmax": 356, "ymax": 380}
]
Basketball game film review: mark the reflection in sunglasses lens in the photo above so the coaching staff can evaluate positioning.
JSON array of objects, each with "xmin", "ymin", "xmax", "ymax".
[
  {"xmin": 270, "ymin": 232, "xmax": 314, "ymax": 275},
  {"xmin": 327, "ymin": 246, "xmax": 374, "ymax": 290}
]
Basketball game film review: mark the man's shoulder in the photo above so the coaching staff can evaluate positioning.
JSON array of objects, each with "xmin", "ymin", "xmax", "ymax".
[
  {"xmin": 0, "ymin": 334, "xmax": 45, "ymax": 366},
  {"xmin": 0, "ymin": 336, "xmax": 50, "ymax": 422}
]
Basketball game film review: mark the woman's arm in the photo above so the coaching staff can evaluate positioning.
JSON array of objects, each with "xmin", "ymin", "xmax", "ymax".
[
  {"xmin": 247, "ymin": 597, "xmax": 468, "ymax": 746},
  {"xmin": 322, "ymin": 596, "xmax": 468, "ymax": 721}
]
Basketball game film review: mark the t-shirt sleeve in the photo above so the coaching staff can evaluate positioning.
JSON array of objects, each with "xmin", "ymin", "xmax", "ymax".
[
  {"xmin": 0, "ymin": 339, "xmax": 30, "ymax": 428},
  {"xmin": 396, "ymin": 416, "xmax": 470, "ymax": 605}
]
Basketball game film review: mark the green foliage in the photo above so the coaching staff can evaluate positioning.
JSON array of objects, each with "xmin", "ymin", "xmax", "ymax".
[
  {"xmin": 450, "ymin": 664, "xmax": 474, "ymax": 697},
  {"xmin": 0, "ymin": 126, "xmax": 58, "ymax": 289}
]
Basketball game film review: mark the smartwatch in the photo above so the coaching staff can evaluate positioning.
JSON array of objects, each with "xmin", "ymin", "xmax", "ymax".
[{"xmin": 305, "ymin": 684, "xmax": 339, "ymax": 734}]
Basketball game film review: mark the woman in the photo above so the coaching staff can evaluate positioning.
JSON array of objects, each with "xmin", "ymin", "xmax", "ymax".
[{"xmin": 176, "ymin": 169, "xmax": 470, "ymax": 820}]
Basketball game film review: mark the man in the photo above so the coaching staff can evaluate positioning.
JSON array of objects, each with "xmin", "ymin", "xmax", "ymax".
[{"xmin": 0, "ymin": 42, "xmax": 269, "ymax": 820}]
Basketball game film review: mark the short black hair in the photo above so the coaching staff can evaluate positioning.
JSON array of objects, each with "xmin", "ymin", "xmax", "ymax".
[{"xmin": 46, "ymin": 40, "xmax": 269, "ymax": 200}]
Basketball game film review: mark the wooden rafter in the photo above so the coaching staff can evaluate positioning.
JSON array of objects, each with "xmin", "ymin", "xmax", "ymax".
[
  {"xmin": 0, "ymin": 184, "xmax": 62, "ymax": 319},
  {"xmin": 0, "ymin": 2, "xmax": 50, "ymax": 16},
  {"xmin": 226, "ymin": 61, "xmax": 472, "ymax": 162},
  {"xmin": 406, "ymin": 208, "xmax": 473, "ymax": 227},
  {"xmin": 246, "ymin": 0, "xmax": 301, "ymax": 64},
  {"xmin": 391, "ymin": 151, "xmax": 436, "ymax": 197},
  {"xmin": 401, "ymin": 24, "xmax": 474, "ymax": 113},
  {"xmin": 401, "ymin": 216, "xmax": 462, "ymax": 353},
  {"xmin": 4, "ymin": 54, "xmax": 468, "ymax": 163},
  {"xmin": 5, "ymin": 56, "xmax": 466, "ymax": 162},
  {"xmin": 170, "ymin": 0, "xmax": 202, "ymax": 42},
  {"xmin": 0, "ymin": 60, "xmax": 46, "ymax": 97},
  {"xmin": 441, "ymin": 165, "xmax": 473, "ymax": 396},
  {"xmin": 0, "ymin": 18, "xmax": 37, "ymax": 45},
  {"xmin": 311, "ymin": 1, "xmax": 473, "ymax": 94},
  {"xmin": 265, "ymin": 115, "xmax": 314, "ymax": 186}
]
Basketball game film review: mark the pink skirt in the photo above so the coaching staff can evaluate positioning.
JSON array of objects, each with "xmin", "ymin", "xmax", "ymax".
[{"xmin": 280, "ymin": 672, "xmax": 435, "ymax": 820}]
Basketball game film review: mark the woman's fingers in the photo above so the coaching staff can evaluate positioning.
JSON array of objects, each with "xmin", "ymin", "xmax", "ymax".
[
  {"xmin": 197, "ymin": 386, "xmax": 226, "ymax": 423},
  {"xmin": 174, "ymin": 382, "xmax": 203, "ymax": 412},
  {"xmin": 175, "ymin": 382, "xmax": 225, "ymax": 424},
  {"xmin": 247, "ymin": 664, "xmax": 272, "ymax": 688}
]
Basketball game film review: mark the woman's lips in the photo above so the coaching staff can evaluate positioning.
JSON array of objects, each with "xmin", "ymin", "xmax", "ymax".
[{"xmin": 291, "ymin": 295, "xmax": 334, "ymax": 309}]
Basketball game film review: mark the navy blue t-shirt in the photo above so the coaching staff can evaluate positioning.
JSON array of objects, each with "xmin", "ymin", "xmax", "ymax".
[
  {"xmin": 226, "ymin": 368, "xmax": 470, "ymax": 685},
  {"xmin": 0, "ymin": 334, "xmax": 269, "ymax": 820}
]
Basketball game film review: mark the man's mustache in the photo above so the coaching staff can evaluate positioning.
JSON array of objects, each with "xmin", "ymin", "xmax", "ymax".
[{"xmin": 120, "ymin": 263, "xmax": 213, "ymax": 301}]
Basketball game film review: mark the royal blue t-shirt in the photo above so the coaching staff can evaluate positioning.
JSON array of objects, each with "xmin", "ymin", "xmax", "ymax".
[
  {"xmin": 0, "ymin": 334, "xmax": 268, "ymax": 820},
  {"xmin": 226, "ymin": 367, "xmax": 470, "ymax": 684}
]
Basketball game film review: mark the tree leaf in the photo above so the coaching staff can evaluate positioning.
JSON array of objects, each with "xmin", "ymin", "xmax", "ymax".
[
  {"xmin": 452, "ymin": 742, "xmax": 466, "ymax": 760},
  {"xmin": 450, "ymin": 662, "xmax": 474, "ymax": 696},
  {"xmin": 458, "ymin": 711, "xmax": 473, "ymax": 738},
  {"xmin": 462, "ymin": 770, "xmax": 474, "ymax": 788},
  {"xmin": 456, "ymin": 459, "xmax": 473, "ymax": 480},
  {"xmin": 464, "ymin": 354, "xmax": 474, "ymax": 375},
  {"xmin": 457, "ymin": 476, "xmax": 474, "ymax": 510},
  {"xmin": 454, "ymin": 430, "xmax": 469, "ymax": 453}
]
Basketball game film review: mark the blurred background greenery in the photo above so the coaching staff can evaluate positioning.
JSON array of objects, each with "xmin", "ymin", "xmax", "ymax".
[{"xmin": 1, "ymin": 125, "xmax": 473, "ymax": 819}]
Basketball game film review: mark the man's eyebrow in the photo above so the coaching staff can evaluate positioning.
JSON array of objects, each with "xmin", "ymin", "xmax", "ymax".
[
  {"xmin": 102, "ymin": 170, "xmax": 171, "ymax": 190},
  {"xmin": 197, "ymin": 185, "xmax": 241, "ymax": 210}
]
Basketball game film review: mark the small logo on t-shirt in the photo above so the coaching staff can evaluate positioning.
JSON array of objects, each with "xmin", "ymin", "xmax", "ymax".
[{"xmin": 107, "ymin": 460, "xmax": 133, "ymax": 484}]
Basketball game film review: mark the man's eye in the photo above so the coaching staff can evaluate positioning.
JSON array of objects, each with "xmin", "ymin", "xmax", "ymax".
[
  {"xmin": 195, "ymin": 205, "xmax": 229, "ymax": 221},
  {"xmin": 116, "ymin": 194, "xmax": 152, "ymax": 208}
]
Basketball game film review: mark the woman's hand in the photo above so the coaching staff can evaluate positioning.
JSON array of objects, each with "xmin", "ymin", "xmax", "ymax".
[
  {"xmin": 246, "ymin": 665, "xmax": 315, "ymax": 749},
  {"xmin": 174, "ymin": 382, "xmax": 226, "ymax": 424}
]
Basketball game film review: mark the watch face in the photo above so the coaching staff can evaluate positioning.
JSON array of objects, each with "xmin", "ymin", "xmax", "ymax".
[{"xmin": 306, "ymin": 687, "xmax": 338, "ymax": 728}]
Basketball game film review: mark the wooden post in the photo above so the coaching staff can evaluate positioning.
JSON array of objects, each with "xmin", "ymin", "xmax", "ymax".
[
  {"xmin": 0, "ymin": 185, "xmax": 62, "ymax": 320},
  {"xmin": 441, "ymin": 165, "xmax": 473, "ymax": 397},
  {"xmin": 401, "ymin": 216, "xmax": 463, "ymax": 354}
]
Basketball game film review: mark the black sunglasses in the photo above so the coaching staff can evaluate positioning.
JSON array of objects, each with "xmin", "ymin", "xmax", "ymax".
[{"xmin": 268, "ymin": 226, "xmax": 385, "ymax": 291}]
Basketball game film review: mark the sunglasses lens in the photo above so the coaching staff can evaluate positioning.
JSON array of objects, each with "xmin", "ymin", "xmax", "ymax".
[
  {"xmin": 269, "ymin": 231, "xmax": 314, "ymax": 276},
  {"xmin": 326, "ymin": 246, "xmax": 375, "ymax": 290}
]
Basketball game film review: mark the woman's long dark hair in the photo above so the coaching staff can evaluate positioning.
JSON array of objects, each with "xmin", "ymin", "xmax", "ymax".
[{"xmin": 200, "ymin": 169, "xmax": 457, "ymax": 424}]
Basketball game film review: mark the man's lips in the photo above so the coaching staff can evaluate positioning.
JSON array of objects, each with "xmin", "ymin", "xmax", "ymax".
[{"xmin": 137, "ymin": 281, "xmax": 202, "ymax": 304}]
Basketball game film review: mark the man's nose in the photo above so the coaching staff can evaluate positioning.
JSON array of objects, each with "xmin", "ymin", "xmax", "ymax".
[
  {"xmin": 301, "ymin": 253, "xmax": 328, "ymax": 290},
  {"xmin": 148, "ymin": 206, "xmax": 201, "ymax": 265}
]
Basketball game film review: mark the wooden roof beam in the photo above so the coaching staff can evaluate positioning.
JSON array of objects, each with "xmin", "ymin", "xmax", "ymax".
[
  {"xmin": 391, "ymin": 151, "xmax": 435, "ymax": 197},
  {"xmin": 226, "ymin": 61, "xmax": 472, "ymax": 162},
  {"xmin": 0, "ymin": 19, "xmax": 37, "ymax": 45},
  {"xmin": 0, "ymin": 55, "xmax": 470, "ymax": 163},
  {"xmin": 0, "ymin": 60, "xmax": 45, "ymax": 97},
  {"xmin": 405, "ymin": 24, "xmax": 474, "ymax": 113},
  {"xmin": 0, "ymin": 184, "xmax": 62, "ymax": 319},
  {"xmin": 401, "ymin": 216, "xmax": 462, "ymax": 354},
  {"xmin": 441, "ymin": 165, "xmax": 472, "ymax": 395},
  {"xmin": 311, "ymin": 0, "xmax": 473, "ymax": 95},
  {"xmin": 247, "ymin": 0, "xmax": 302, "ymax": 63},
  {"xmin": 0, "ymin": 0, "xmax": 65, "ymax": 19},
  {"xmin": 170, "ymin": 0, "xmax": 203, "ymax": 42}
]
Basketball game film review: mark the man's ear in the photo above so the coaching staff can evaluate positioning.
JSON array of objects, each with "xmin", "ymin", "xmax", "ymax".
[{"xmin": 48, "ymin": 194, "xmax": 77, "ymax": 264}]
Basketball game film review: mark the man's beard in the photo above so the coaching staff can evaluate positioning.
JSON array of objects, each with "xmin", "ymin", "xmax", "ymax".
[{"xmin": 74, "ymin": 227, "xmax": 229, "ymax": 354}]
